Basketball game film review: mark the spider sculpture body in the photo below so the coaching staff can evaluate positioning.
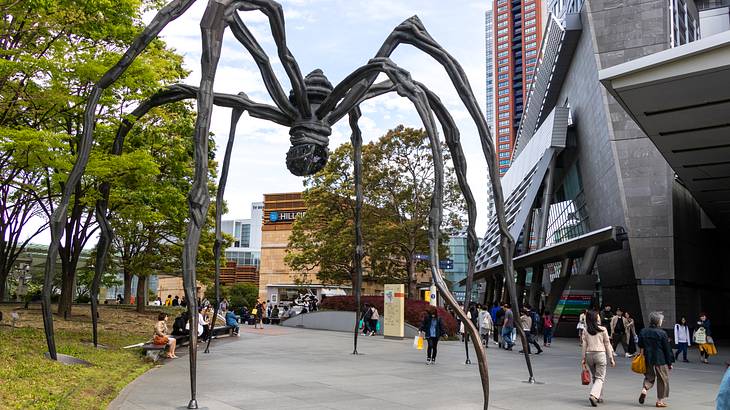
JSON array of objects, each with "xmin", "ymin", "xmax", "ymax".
[{"xmin": 40, "ymin": 1, "xmax": 535, "ymax": 408}]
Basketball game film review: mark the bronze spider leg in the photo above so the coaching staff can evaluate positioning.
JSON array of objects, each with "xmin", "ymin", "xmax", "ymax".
[
  {"xmin": 41, "ymin": 0, "xmax": 196, "ymax": 362},
  {"xmin": 322, "ymin": 58, "xmax": 491, "ymax": 409},
  {"xmin": 90, "ymin": 85, "xmax": 288, "ymax": 349},
  {"xmin": 205, "ymin": 106, "xmax": 243, "ymax": 354},
  {"xmin": 348, "ymin": 107, "xmax": 364, "ymax": 354},
  {"xmin": 321, "ymin": 14, "xmax": 534, "ymax": 380}
]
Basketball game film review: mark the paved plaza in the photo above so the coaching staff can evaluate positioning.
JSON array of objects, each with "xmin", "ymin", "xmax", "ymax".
[{"xmin": 109, "ymin": 326, "xmax": 727, "ymax": 409}]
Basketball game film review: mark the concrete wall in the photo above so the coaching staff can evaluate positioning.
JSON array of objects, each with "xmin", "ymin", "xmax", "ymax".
[
  {"xmin": 700, "ymin": 7, "xmax": 730, "ymax": 37},
  {"xmin": 584, "ymin": 0, "xmax": 677, "ymax": 326},
  {"xmin": 281, "ymin": 311, "xmax": 419, "ymax": 338}
]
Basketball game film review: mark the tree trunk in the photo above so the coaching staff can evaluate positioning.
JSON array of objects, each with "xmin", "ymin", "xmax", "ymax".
[
  {"xmin": 0, "ymin": 270, "xmax": 8, "ymax": 302},
  {"xmin": 57, "ymin": 267, "xmax": 75, "ymax": 319},
  {"xmin": 407, "ymin": 259, "xmax": 418, "ymax": 299},
  {"xmin": 123, "ymin": 270, "xmax": 132, "ymax": 304},
  {"xmin": 135, "ymin": 275, "xmax": 147, "ymax": 313}
]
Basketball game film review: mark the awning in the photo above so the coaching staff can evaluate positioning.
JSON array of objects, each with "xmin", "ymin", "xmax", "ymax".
[
  {"xmin": 599, "ymin": 31, "xmax": 730, "ymax": 228},
  {"xmin": 462, "ymin": 226, "xmax": 625, "ymax": 285}
]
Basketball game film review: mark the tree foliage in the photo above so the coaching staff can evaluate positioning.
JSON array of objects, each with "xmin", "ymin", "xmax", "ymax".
[
  {"xmin": 0, "ymin": 1, "xmax": 220, "ymax": 312},
  {"xmin": 286, "ymin": 126, "xmax": 465, "ymax": 297}
]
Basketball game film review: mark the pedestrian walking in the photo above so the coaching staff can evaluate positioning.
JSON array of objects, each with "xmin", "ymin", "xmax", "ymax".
[
  {"xmin": 362, "ymin": 303, "xmax": 373, "ymax": 335},
  {"xmin": 478, "ymin": 305, "xmax": 493, "ymax": 347},
  {"xmin": 638, "ymin": 311, "xmax": 674, "ymax": 408},
  {"xmin": 519, "ymin": 308, "xmax": 542, "ymax": 355},
  {"xmin": 419, "ymin": 306, "xmax": 447, "ymax": 365},
  {"xmin": 695, "ymin": 313, "xmax": 718, "ymax": 364},
  {"xmin": 600, "ymin": 305, "xmax": 613, "ymax": 330},
  {"xmin": 610, "ymin": 308, "xmax": 629, "ymax": 356},
  {"xmin": 253, "ymin": 300, "xmax": 264, "ymax": 329},
  {"xmin": 501, "ymin": 303, "xmax": 515, "ymax": 350},
  {"xmin": 581, "ymin": 310, "xmax": 615, "ymax": 407},
  {"xmin": 543, "ymin": 310, "xmax": 554, "ymax": 347},
  {"xmin": 494, "ymin": 303, "xmax": 505, "ymax": 347},
  {"xmin": 673, "ymin": 317, "xmax": 691, "ymax": 363},
  {"xmin": 577, "ymin": 309, "xmax": 587, "ymax": 342},
  {"xmin": 624, "ymin": 311, "xmax": 638, "ymax": 357},
  {"xmin": 370, "ymin": 305, "xmax": 379, "ymax": 336}
]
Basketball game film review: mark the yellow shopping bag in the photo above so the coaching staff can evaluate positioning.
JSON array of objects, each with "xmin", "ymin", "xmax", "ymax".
[
  {"xmin": 631, "ymin": 353, "xmax": 646, "ymax": 374},
  {"xmin": 417, "ymin": 336, "xmax": 424, "ymax": 350}
]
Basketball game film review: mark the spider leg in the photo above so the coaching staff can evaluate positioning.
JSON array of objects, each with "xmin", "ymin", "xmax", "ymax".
[
  {"xmin": 229, "ymin": 0, "xmax": 310, "ymax": 116},
  {"xmin": 183, "ymin": 3, "xmax": 228, "ymax": 408},
  {"xmin": 349, "ymin": 107, "xmax": 364, "ymax": 354},
  {"xmin": 324, "ymin": 58, "xmax": 491, "ymax": 408},
  {"xmin": 42, "ymin": 0, "xmax": 196, "ymax": 362},
  {"xmin": 228, "ymin": 13, "xmax": 298, "ymax": 119},
  {"xmin": 205, "ymin": 106, "xmax": 243, "ymax": 354}
]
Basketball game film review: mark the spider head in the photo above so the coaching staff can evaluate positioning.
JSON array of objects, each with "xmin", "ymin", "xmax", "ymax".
[{"xmin": 286, "ymin": 69, "xmax": 334, "ymax": 176}]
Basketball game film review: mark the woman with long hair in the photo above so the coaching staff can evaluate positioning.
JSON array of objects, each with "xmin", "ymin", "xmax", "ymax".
[
  {"xmin": 581, "ymin": 310, "xmax": 615, "ymax": 406},
  {"xmin": 673, "ymin": 317, "xmax": 691, "ymax": 362}
]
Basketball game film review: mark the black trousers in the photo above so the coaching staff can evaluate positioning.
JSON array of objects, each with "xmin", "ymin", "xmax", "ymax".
[
  {"xmin": 526, "ymin": 332, "xmax": 542, "ymax": 353},
  {"xmin": 427, "ymin": 337, "xmax": 440, "ymax": 360}
]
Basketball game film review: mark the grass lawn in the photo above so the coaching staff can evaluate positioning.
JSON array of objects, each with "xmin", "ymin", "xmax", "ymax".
[{"xmin": 0, "ymin": 303, "xmax": 180, "ymax": 409}]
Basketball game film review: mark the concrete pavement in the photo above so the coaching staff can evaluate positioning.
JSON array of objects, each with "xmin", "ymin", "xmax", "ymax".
[{"xmin": 109, "ymin": 326, "xmax": 727, "ymax": 409}]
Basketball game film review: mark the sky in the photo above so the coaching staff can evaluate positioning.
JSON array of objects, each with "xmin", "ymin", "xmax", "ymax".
[{"xmin": 30, "ymin": 0, "xmax": 495, "ymax": 245}]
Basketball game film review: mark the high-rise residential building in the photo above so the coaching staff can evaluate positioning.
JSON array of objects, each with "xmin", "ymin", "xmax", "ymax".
[
  {"xmin": 492, "ymin": 0, "xmax": 547, "ymax": 176},
  {"xmin": 485, "ymin": 7, "xmax": 495, "ymax": 133}
]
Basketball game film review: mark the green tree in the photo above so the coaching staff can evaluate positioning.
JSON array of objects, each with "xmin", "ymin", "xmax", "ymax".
[
  {"xmin": 286, "ymin": 126, "xmax": 465, "ymax": 298},
  {"xmin": 0, "ymin": 0, "xmax": 197, "ymax": 316}
]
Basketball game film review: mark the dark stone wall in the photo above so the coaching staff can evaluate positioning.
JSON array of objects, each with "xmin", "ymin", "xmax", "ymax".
[{"xmin": 584, "ymin": 0, "xmax": 678, "ymax": 326}]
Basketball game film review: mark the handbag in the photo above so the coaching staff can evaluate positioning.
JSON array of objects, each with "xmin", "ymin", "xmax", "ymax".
[
  {"xmin": 581, "ymin": 364, "xmax": 591, "ymax": 385},
  {"xmin": 153, "ymin": 334, "xmax": 169, "ymax": 345},
  {"xmin": 693, "ymin": 327, "xmax": 707, "ymax": 344},
  {"xmin": 251, "ymin": 308, "xmax": 258, "ymax": 316},
  {"xmin": 631, "ymin": 353, "xmax": 646, "ymax": 374}
]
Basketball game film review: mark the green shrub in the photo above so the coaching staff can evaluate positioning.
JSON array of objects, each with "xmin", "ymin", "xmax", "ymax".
[{"xmin": 204, "ymin": 283, "xmax": 258, "ymax": 310}]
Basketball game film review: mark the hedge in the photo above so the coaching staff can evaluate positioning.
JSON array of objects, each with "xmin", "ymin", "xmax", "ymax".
[{"xmin": 319, "ymin": 295, "xmax": 457, "ymax": 336}]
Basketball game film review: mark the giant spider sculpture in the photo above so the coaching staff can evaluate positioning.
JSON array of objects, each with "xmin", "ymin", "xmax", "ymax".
[{"xmin": 40, "ymin": 1, "xmax": 535, "ymax": 408}]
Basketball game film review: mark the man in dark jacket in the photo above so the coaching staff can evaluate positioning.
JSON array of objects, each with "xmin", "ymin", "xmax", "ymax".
[
  {"xmin": 419, "ymin": 307, "xmax": 447, "ymax": 365},
  {"xmin": 638, "ymin": 311, "xmax": 674, "ymax": 407}
]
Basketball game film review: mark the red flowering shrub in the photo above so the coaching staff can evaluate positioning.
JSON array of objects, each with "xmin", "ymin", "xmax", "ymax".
[{"xmin": 319, "ymin": 295, "xmax": 457, "ymax": 336}]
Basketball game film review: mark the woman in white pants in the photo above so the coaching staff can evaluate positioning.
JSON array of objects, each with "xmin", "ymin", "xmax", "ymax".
[{"xmin": 581, "ymin": 310, "xmax": 616, "ymax": 407}]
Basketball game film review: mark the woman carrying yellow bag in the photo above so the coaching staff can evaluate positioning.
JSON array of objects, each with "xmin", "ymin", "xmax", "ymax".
[{"xmin": 637, "ymin": 311, "xmax": 674, "ymax": 408}]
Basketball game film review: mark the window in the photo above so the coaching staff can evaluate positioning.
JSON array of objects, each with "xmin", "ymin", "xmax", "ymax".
[
  {"xmin": 224, "ymin": 251, "xmax": 260, "ymax": 267},
  {"xmin": 525, "ymin": 26, "xmax": 536, "ymax": 34},
  {"xmin": 498, "ymin": 58, "xmax": 509, "ymax": 66},
  {"xmin": 526, "ymin": 42, "xmax": 536, "ymax": 50},
  {"xmin": 235, "ymin": 223, "xmax": 251, "ymax": 248},
  {"xmin": 525, "ymin": 11, "xmax": 535, "ymax": 19},
  {"xmin": 497, "ymin": 28, "xmax": 508, "ymax": 35},
  {"xmin": 526, "ymin": 66, "xmax": 535, "ymax": 73},
  {"xmin": 498, "ymin": 81, "xmax": 508, "ymax": 89},
  {"xmin": 499, "ymin": 127, "xmax": 510, "ymax": 134},
  {"xmin": 499, "ymin": 120, "xmax": 509, "ymax": 127},
  {"xmin": 498, "ymin": 73, "xmax": 508, "ymax": 80},
  {"xmin": 499, "ymin": 152, "xmax": 510, "ymax": 158},
  {"xmin": 498, "ymin": 35, "xmax": 508, "ymax": 43},
  {"xmin": 498, "ymin": 111, "xmax": 509, "ymax": 118},
  {"xmin": 498, "ymin": 42, "xmax": 508, "ymax": 50},
  {"xmin": 497, "ymin": 20, "xmax": 508, "ymax": 28},
  {"xmin": 497, "ymin": 5, "xmax": 507, "ymax": 12},
  {"xmin": 498, "ymin": 104, "xmax": 509, "ymax": 111},
  {"xmin": 498, "ymin": 12, "xmax": 508, "ymax": 20},
  {"xmin": 526, "ymin": 49, "xmax": 537, "ymax": 57},
  {"xmin": 498, "ymin": 96, "xmax": 509, "ymax": 103},
  {"xmin": 498, "ymin": 135, "xmax": 510, "ymax": 142},
  {"xmin": 525, "ymin": 34, "xmax": 537, "ymax": 42},
  {"xmin": 525, "ymin": 3, "xmax": 535, "ymax": 11},
  {"xmin": 498, "ymin": 50, "xmax": 509, "ymax": 58},
  {"xmin": 499, "ymin": 159, "xmax": 510, "ymax": 166},
  {"xmin": 498, "ymin": 65, "xmax": 509, "ymax": 73},
  {"xmin": 499, "ymin": 143, "xmax": 510, "ymax": 150},
  {"xmin": 527, "ymin": 57, "xmax": 537, "ymax": 65}
]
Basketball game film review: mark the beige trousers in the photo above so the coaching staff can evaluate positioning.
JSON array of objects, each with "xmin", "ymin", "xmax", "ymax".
[
  {"xmin": 586, "ymin": 351, "xmax": 607, "ymax": 399},
  {"xmin": 644, "ymin": 364, "xmax": 670, "ymax": 400}
]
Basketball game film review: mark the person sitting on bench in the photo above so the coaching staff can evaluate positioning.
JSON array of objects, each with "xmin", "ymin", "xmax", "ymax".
[
  {"xmin": 225, "ymin": 309, "xmax": 240, "ymax": 336},
  {"xmin": 154, "ymin": 312, "xmax": 177, "ymax": 359},
  {"xmin": 172, "ymin": 311, "xmax": 189, "ymax": 336}
]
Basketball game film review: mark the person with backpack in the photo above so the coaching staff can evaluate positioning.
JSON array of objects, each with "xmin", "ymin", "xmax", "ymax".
[
  {"xmin": 478, "ymin": 304, "xmax": 493, "ymax": 347},
  {"xmin": 369, "ymin": 305, "xmax": 379, "ymax": 336},
  {"xmin": 542, "ymin": 310, "xmax": 554, "ymax": 347},
  {"xmin": 519, "ymin": 308, "xmax": 543, "ymax": 355}
]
